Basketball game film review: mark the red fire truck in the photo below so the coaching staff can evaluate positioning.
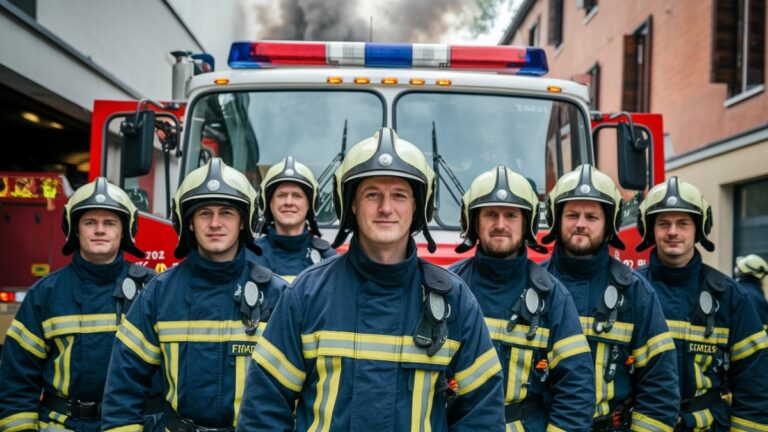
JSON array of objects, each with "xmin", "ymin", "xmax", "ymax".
[
  {"xmin": 0, "ymin": 41, "xmax": 664, "ymax": 346},
  {"xmin": 0, "ymin": 172, "xmax": 71, "ymax": 347}
]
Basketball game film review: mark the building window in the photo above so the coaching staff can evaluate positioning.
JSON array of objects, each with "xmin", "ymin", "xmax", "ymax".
[
  {"xmin": 548, "ymin": 0, "xmax": 564, "ymax": 47},
  {"xmin": 578, "ymin": 0, "xmax": 598, "ymax": 15},
  {"xmin": 529, "ymin": 19, "xmax": 540, "ymax": 47},
  {"xmin": 587, "ymin": 63, "xmax": 600, "ymax": 110},
  {"xmin": 734, "ymin": 177, "xmax": 768, "ymax": 259},
  {"xmin": 622, "ymin": 17, "xmax": 653, "ymax": 113},
  {"xmin": 712, "ymin": 0, "xmax": 765, "ymax": 98}
]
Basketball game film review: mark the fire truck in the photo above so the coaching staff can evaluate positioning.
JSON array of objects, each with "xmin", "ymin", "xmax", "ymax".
[
  {"xmin": 0, "ymin": 41, "xmax": 664, "ymax": 347},
  {"xmin": 0, "ymin": 172, "xmax": 71, "ymax": 348}
]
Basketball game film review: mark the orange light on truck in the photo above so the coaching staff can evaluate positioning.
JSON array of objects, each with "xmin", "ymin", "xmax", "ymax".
[
  {"xmin": 213, "ymin": 78, "xmax": 230, "ymax": 85},
  {"xmin": 435, "ymin": 79, "xmax": 452, "ymax": 86},
  {"xmin": 381, "ymin": 77, "xmax": 398, "ymax": 85},
  {"xmin": 409, "ymin": 79, "xmax": 425, "ymax": 86},
  {"xmin": 547, "ymin": 86, "xmax": 562, "ymax": 93},
  {"xmin": 327, "ymin": 76, "xmax": 343, "ymax": 84},
  {"xmin": 0, "ymin": 291, "xmax": 15, "ymax": 303},
  {"xmin": 354, "ymin": 77, "xmax": 370, "ymax": 84}
]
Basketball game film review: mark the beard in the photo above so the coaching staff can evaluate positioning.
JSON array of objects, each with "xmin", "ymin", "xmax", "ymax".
[
  {"xmin": 480, "ymin": 232, "xmax": 524, "ymax": 259},
  {"xmin": 562, "ymin": 229, "xmax": 603, "ymax": 256}
]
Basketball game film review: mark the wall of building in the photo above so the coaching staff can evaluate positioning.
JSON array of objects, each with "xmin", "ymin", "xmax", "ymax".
[{"xmin": 502, "ymin": 0, "xmax": 768, "ymax": 271}]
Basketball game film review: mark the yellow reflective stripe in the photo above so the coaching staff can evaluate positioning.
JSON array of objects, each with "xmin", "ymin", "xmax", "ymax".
[
  {"xmin": 547, "ymin": 424, "xmax": 567, "ymax": 432},
  {"xmin": 116, "ymin": 320, "xmax": 161, "ymax": 365},
  {"xmin": 0, "ymin": 412, "xmax": 38, "ymax": 431},
  {"xmin": 731, "ymin": 415, "xmax": 768, "ymax": 431},
  {"xmin": 505, "ymin": 347, "xmax": 533, "ymax": 403},
  {"xmin": 484, "ymin": 317, "xmax": 550, "ymax": 349},
  {"xmin": 308, "ymin": 356, "xmax": 342, "ymax": 432},
  {"xmin": 580, "ymin": 317, "xmax": 634, "ymax": 343},
  {"xmin": 731, "ymin": 330, "xmax": 768, "ymax": 362},
  {"xmin": 666, "ymin": 320, "xmax": 729, "ymax": 345},
  {"xmin": 594, "ymin": 342, "xmax": 610, "ymax": 417},
  {"xmin": 692, "ymin": 409, "xmax": 714, "ymax": 429},
  {"xmin": 410, "ymin": 369, "xmax": 438, "ymax": 432},
  {"xmin": 7, "ymin": 320, "xmax": 47, "ymax": 359},
  {"xmin": 693, "ymin": 356, "xmax": 713, "ymax": 397},
  {"xmin": 42, "ymin": 314, "xmax": 118, "ymax": 338},
  {"xmin": 233, "ymin": 355, "xmax": 248, "ymax": 427},
  {"xmin": 102, "ymin": 424, "xmax": 144, "ymax": 432},
  {"xmin": 630, "ymin": 411, "xmax": 673, "ymax": 431},
  {"xmin": 156, "ymin": 320, "xmax": 265, "ymax": 343},
  {"xmin": 301, "ymin": 331, "xmax": 460, "ymax": 366},
  {"xmin": 47, "ymin": 410, "xmax": 69, "ymax": 425},
  {"xmin": 455, "ymin": 347, "xmax": 502, "ymax": 396},
  {"xmin": 160, "ymin": 342, "xmax": 179, "ymax": 410},
  {"xmin": 548, "ymin": 333, "xmax": 590, "ymax": 369},
  {"xmin": 52, "ymin": 336, "xmax": 74, "ymax": 395},
  {"xmin": 280, "ymin": 275, "xmax": 296, "ymax": 283},
  {"xmin": 633, "ymin": 331, "xmax": 675, "ymax": 368},
  {"xmin": 506, "ymin": 421, "xmax": 524, "ymax": 432},
  {"xmin": 252, "ymin": 338, "xmax": 306, "ymax": 392}
]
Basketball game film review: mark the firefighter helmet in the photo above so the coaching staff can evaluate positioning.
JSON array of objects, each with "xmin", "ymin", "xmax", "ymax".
[
  {"xmin": 736, "ymin": 254, "xmax": 768, "ymax": 280},
  {"xmin": 258, "ymin": 156, "xmax": 320, "ymax": 236},
  {"xmin": 636, "ymin": 176, "xmax": 714, "ymax": 252},
  {"xmin": 456, "ymin": 166, "xmax": 545, "ymax": 254},
  {"xmin": 542, "ymin": 164, "xmax": 625, "ymax": 250},
  {"xmin": 171, "ymin": 157, "xmax": 258, "ymax": 258},
  {"xmin": 331, "ymin": 127, "xmax": 436, "ymax": 251},
  {"xmin": 61, "ymin": 177, "xmax": 143, "ymax": 258}
]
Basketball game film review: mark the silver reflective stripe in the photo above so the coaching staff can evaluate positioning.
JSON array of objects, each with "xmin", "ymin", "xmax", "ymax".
[
  {"xmin": 157, "ymin": 321, "xmax": 263, "ymax": 342},
  {"xmin": 42, "ymin": 314, "xmax": 117, "ymax": 338},
  {"xmin": 117, "ymin": 325, "xmax": 161, "ymax": 363},
  {"xmin": 308, "ymin": 356, "xmax": 341, "ymax": 432},
  {"xmin": 301, "ymin": 332, "xmax": 456, "ymax": 365},
  {"xmin": 410, "ymin": 369, "xmax": 438, "ymax": 432},
  {"xmin": 253, "ymin": 342, "xmax": 305, "ymax": 391}
]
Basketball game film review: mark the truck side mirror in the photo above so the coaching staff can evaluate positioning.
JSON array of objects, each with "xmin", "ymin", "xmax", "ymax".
[
  {"xmin": 120, "ymin": 110, "xmax": 155, "ymax": 178},
  {"xmin": 617, "ymin": 122, "xmax": 648, "ymax": 191}
]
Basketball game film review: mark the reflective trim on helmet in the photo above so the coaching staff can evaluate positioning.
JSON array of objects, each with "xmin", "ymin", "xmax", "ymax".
[{"xmin": 345, "ymin": 169, "xmax": 425, "ymax": 184}]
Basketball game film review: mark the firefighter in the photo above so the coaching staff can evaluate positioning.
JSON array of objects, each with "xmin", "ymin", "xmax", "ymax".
[
  {"xmin": 250, "ymin": 156, "xmax": 335, "ymax": 282},
  {"xmin": 734, "ymin": 254, "xmax": 768, "ymax": 328},
  {"xmin": 541, "ymin": 165, "xmax": 680, "ymax": 431},
  {"xmin": 236, "ymin": 128, "xmax": 505, "ymax": 431},
  {"xmin": 100, "ymin": 158, "xmax": 288, "ymax": 432},
  {"xmin": 448, "ymin": 166, "xmax": 595, "ymax": 431},
  {"xmin": 0, "ymin": 178, "xmax": 156, "ymax": 432},
  {"xmin": 635, "ymin": 177, "xmax": 768, "ymax": 431}
]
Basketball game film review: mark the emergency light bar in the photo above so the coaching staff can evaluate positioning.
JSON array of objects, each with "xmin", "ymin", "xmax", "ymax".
[{"xmin": 228, "ymin": 41, "xmax": 548, "ymax": 76}]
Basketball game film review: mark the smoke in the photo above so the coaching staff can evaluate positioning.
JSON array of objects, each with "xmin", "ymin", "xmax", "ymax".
[{"xmin": 252, "ymin": 0, "xmax": 478, "ymax": 43}]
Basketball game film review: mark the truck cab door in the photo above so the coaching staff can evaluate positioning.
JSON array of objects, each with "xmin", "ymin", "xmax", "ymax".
[
  {"xmin": 90, "ymin": 100, "xmax": 186, "ymax": 272},
  {"xmin": 591, "ymin": 112, "xmax": 664, "ymax": 267}
]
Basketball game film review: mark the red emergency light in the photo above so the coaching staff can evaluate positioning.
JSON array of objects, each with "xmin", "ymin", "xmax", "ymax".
[
  {"xmin": 0, "ymin": 291, "xmax": 15, "ymax": 303},
  {"xmin": 228, "ymin": 41, "xmax": 549, "ymax": 76}
]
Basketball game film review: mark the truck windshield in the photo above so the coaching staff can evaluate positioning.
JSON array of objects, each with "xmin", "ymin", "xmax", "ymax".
[
  {"xmin": 185, "ymin": 89, "xmax": 588, "ymax": 229},
  {"xmin": 184, "ymin": 90, "xmax": 385, "ymax": 223},
  {"xmin": 394, "ymin": 92, "xmax": 589, "ymax": 228}
]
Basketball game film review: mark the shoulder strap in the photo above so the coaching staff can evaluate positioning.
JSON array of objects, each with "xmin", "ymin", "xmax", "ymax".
[
  {"xmin": 694, "ymin": 265, "xmax": 728, "ymax": 338},
  {"xmin": 413, "ymin": 259, "xmax": 453, "ymax": 356},
  {"xmin": 527, "ymin": 260, "xmax": 553, "ymax": 294},
  {"xmin": 507, "ymin": 261, "xmax": 550, "ymax": 340},
  {"xmin": 593, "ymin": 258, "xmax": 633, "ymax": 335},
  {"xmin": 310, "ymin": 236, "xmax": 332, "ymax": 252},
  {"xmin": 236, "ymin": 262, "xmax": 274, "ymax": 335},
  {"xmin": 419, "ymin": 259, "xmax": 453, "ymax": 295},
  {"xmin": 608, "ymin": 258, "xmax": 634, "ymax": 290},
  {"xmin": 114, "ymin": 264, "xmax": 156, "ymax": 324}
]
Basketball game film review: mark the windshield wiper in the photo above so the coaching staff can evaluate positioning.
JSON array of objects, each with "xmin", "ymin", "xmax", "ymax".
[
  {"xmin": 431, "ymin": 121, "xmax": 465, "ymax": 228},
  {"xmin": 316, "ymin": 120, "xmax": 348, "ymax": 218}
]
